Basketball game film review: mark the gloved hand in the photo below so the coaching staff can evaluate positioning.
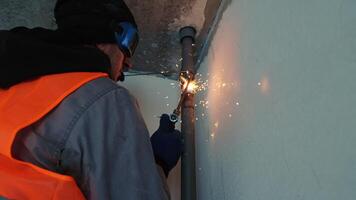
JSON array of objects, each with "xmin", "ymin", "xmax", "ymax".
[{"xmin": 151, "ymin": 114, "xmax": 182, "ymax": 177}]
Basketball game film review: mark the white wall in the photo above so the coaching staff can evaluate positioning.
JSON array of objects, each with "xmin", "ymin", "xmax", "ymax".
[{"xmin": 195, "ymin": 0, "xmax": 356, "ymax": 199}]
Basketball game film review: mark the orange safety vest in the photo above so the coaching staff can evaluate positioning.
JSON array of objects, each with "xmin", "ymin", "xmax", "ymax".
[{"xmin": 0, "ymin": 72, "xmax": 107, "ymax": 200}]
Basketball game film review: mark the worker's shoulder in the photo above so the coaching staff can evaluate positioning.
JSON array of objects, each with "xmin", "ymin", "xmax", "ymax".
[
  {"xmin": 32, "ymin": 77, "xmax": 135, "ymax": 138},
  {"xmin": 80, "ymin": 76, "xmax": 130, "ymax": 93},
  {"xmin": 55, "ymin": 77, "xmax": 135, "ymax": 117},
  {"xmin": 73, "ymin": 76, "xmax": 134, "ymax": 102}
]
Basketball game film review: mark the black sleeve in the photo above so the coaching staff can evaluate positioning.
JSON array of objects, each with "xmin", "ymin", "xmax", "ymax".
[{"xmin": 0, "ymin": 28, "xmax": 110, "ymax": 89}]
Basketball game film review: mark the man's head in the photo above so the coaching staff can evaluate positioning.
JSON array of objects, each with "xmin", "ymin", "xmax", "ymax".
[{"xmin": 54, "ymin": 0, "xmax": 139, "ymax": 81}]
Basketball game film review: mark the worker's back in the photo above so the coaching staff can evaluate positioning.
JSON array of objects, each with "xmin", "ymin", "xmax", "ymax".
[{"xmin": 8, "ymin": 75, "xmax": 169, "ymax": 199}]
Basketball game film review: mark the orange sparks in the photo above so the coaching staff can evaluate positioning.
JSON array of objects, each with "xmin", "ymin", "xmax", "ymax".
[{"xmin": 180, "ymin": 76, "xmax": 199, "ymax": 94}]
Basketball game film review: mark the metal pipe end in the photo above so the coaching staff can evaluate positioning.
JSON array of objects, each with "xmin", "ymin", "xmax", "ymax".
[{"xmin": 179, "ymin": 26, "xmax": 197, "ymax": 43}]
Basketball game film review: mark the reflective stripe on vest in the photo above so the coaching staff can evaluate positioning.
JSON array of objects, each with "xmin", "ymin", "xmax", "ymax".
[{"xmin": 0, "ymin": 72, "xmax": 107, "ymax": 200}]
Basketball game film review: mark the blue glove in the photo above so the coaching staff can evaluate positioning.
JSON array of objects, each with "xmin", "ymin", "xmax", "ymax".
[{"xmin": 151, "ymin": 114, "xmax": 182, "ymax": 177}]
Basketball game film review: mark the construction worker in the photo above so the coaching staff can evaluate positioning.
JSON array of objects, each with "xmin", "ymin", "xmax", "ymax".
[{"xmin": 0, "ymin": 0, "xmax": 181, "ymax": 199}]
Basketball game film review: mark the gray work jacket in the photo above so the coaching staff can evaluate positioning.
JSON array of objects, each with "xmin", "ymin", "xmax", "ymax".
[{"xmin": 11, "ymin": 77, "xmax": 170, "ymax": 200}]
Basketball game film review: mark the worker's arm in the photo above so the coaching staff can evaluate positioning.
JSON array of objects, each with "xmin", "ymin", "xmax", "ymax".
[{"xmin": 59, "ymin": 85, "xmax": 169, "ymax": 200}]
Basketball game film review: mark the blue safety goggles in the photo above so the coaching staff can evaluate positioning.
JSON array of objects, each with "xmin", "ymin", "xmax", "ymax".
[{"xmin": 114, "ymin": 22, "xmax": 139, "ymax": 58}]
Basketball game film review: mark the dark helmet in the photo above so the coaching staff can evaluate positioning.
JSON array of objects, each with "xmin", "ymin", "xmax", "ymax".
[{"xmin": 54, "ymin": 0, "xmax": 138, "ymax": 44}]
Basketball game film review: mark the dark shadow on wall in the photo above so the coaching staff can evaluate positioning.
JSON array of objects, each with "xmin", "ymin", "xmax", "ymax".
[{"xmin": 195, "ymin": 0, "xmax": 233, "ymax": 70}]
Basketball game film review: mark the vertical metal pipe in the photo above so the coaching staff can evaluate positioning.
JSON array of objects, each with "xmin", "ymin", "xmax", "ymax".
[{"xmin": 179, "ymin": 26, "xmax": 197, "ymax": 200}]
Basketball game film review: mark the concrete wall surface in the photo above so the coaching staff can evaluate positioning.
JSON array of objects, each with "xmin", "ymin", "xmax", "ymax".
[
  {"xmin": 195, "ymin": 0, "xmax": 356, "ymax": 200},
  {"xmin": 0, "ymin": 0, "xmax": 56, "ymax": 29}
]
